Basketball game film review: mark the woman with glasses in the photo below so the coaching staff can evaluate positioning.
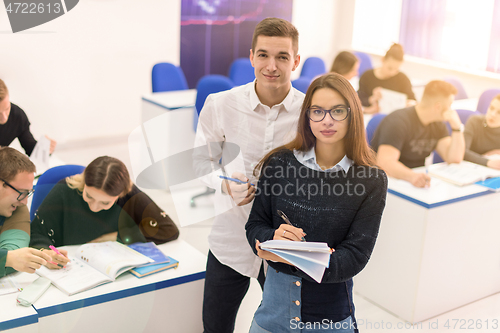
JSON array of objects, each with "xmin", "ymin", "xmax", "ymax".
[
  {"xmin": 358, "ymin": 43, "xmax": 416, "ymax": 114},
  {"xmin": 29, "ymin": 156, "xmax": 179, "ymax": 269},
  {"xmin": 464, "ymin": 94, "xmax": 500, "ymax": 170},
  {"xmin": 245, "ymin": 73, "xmax": 388, "ymax": 332}
]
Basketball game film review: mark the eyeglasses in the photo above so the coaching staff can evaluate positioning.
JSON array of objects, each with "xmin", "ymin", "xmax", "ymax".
[
  {"xmin": 0, "ymin": 179, "xmax": 34, "ymax": 201},
  {"xmin": 307, "ymin": 106, "xmax": 350, "ymax": 122}
]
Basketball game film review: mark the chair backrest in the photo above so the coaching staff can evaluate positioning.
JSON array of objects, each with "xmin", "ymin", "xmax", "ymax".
[
  {"xmin": 291, "ymin": 77, "xmax": 311, "ymax": 94},
  {"xmin": 444, "ymin": 77, "xmax": 468, "ymax": 100},
  {"xmin": 300, "ymin": 57, "xmax": 326, "ymax": 80},
  {"xmin": 477, "ymin": 88, "xmax": 500, "ymax": 114},
  {"xmin": 228, "ymin": 58, "xmax": 255, "ymax": 86},
  {"xmin": 193, "ymin": 75, "xmax": 235, "ymax": 131},
  {"xmin": 366, "ymin": 114, "xmax": 387, "ymax": 146},
  {"xmin": 354, "ymin": 51, "xmax": 374, "ymax": 77},
  {"xmin": 151, "ymin": 62, "xmax": 189, "ymax": 93},
  {"xmin": 30, "ymin": 164, "xmax": 85, "ymax": 221}
]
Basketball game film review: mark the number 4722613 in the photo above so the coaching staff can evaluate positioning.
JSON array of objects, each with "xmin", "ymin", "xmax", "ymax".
[{"xmin": 5, "ymin": 2, "xmax": 61, "ymax": 14}]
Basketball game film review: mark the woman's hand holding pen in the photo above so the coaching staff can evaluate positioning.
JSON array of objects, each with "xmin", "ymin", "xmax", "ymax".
[
  {"xmin": 274, "ymin": 224, "xmax": 306, "ymax": 242},
  {"xmin": 43, "ymin": 248, "xmax": 70, "ymax": 270},
  {"xmin": 221, "ymin": 172, "xmax": 255, "ymax": 206}
]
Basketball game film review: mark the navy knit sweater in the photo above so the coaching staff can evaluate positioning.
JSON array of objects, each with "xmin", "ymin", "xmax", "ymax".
[{"xmin": 246, "ymin": 149, "xmax": 388, "ymax": 322}]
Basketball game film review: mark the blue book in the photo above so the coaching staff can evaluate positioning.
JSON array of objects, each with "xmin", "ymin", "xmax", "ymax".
[
  {"xmin": 128, "ymin": 242, "xmax": 170, "ymax": 266},
  {"xmin": 476, "ymin": 177, "xmax": 500, "ymax": 192},
  {"xmin": 129, "ymin": 257, "xmax": 179, "ymax": 278}
]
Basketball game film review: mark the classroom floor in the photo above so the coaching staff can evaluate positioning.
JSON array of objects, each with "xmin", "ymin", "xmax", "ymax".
[{"xmin": 53, "ymin": 138, "xmax": 500, "ymax": 333}]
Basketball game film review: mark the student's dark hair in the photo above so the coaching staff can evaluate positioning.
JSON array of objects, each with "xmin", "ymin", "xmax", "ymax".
[
  {"xmin": 384, "ymin": 43, "xmax": 404, "ymax": 61},
  {"xmin": 0, "ymin": 79, "xmax": 9, "ymax": 102},
  {"xmin": 66, "ymin": 156, "xmax": 132, "ymax": 197},
  {"xmin": 421, "ymin": 80, "xmax": 458, "ymax": 102},
  {"xmin": 254, "ymin": 73, "xmax": 376, "ymax": 176},
  {"xmin": 0, "ymin": 147, "xmax": 36, "ymax": 182},
  {"xmin": 330, "ymin": 51, "xmax": 358, "ymax": 76},
  {"xmin": 251, "ymin": 17, "xmax": 299, "ymax": 55}
]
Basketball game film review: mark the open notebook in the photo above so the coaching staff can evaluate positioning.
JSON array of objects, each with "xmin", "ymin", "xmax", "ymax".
[
  {"xmin": 428, "ymin": 161, "xmax": 500, "ymax": 187},
  {"xmin": 36, "ymin": 242, "xmax": 153, "ymax": 295},
  {"xmin": 259, "ymin": 240, "xmax": 333, "ymax": 283}
]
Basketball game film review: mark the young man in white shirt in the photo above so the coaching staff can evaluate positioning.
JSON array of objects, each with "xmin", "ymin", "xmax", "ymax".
[{"xmin": 194, "ymin": 17, "xmax": 304, "ymax": 333}]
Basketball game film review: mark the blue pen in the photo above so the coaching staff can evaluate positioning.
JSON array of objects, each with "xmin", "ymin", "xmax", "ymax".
[{"xmin": 219, "ymin": 175, "xmax": 255, "ymax": 187}]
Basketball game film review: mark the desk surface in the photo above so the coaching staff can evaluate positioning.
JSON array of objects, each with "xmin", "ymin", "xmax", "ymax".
[
  {"xmin": 142, "ymin": 89, "xmax": 197, "ymax": 110},
  {"xmin": 388, "ymin": 166, "xmax": 492, "ymax": 208},
  {"xmin": 0, "ymin": 273, "xmax": 39, "ymax": 331},
  {"xmin": 32, "ymin": 239, "xmax": 205, "ymax": 317},
  {"xmin": 451, "ymin": 97, "xmax": 479, "ymax": 111}
]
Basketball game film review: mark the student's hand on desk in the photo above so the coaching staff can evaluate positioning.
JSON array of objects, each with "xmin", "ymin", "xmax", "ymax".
[
  {"xmin": 88, "ymin": 231, "xmax": 118, "ymax": 243},
  {"xmin": 221, "ymin": 172, "xmax": 255, "ymax": 206},
  {"xmin": 371, "ymin": 87, "xmax": 382, "ymax": 102},
  {"xmin": 486, "ymin": 159, "xmax": 500, "ymax": 170},
  {"xmin": 274, "ymin": 224, "xmax": 306, "ymax": 241},
  {"xmin": 5, "ymin": 248, "xmax": 52, "ymax": 273},
  {"xmin": 410, "ymin": 172, "xmax": 431, "ymax": 188},
  {"xmin": 44, "ymin": 249, "xmax": 70, "ymax": 270},
  {"xmin": 254, "ymin": 240, "xmax": 292, "ymax": 266},
  {"xmin": 45, "ymin": 135, "xmax": 57, "ymax": 154}
]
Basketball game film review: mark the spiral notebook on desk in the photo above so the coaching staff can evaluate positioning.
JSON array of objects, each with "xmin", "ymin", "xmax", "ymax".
[{"xmin": 36, "ymin": 242, "xmax": 153, "ymax": 295}]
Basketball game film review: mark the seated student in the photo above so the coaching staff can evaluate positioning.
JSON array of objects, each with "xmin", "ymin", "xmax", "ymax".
[
  {"xmin": 372, "ymin": 80, "xmax": 465, "ymax": 188},
  {"xmin": 0, "ymin": 79, "xmax": 57, "ymax": 156},
  {"xmin": 358, "ymin": 43, "xmax": 416, "ymax": 114},
  {"xmin": 0, "ymin": 147, "xmax": 51, "ymax": 277},
  {"xmin": 30, "ymin": 156, "xmax": 179, "ymax": 269},
  {"xmin": 464, "ymin": 94, "xmax": 500, "ymax": 170},
  {"xmin": 330, "ymin": 51, "xmax": 359, "ymax": 81},
  {"xmin": 246, "ymin": 73, "xmax": 387, "ymax": 333}
]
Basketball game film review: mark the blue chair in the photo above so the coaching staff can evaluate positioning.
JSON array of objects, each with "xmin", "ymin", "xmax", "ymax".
[
  {"xmin": 191, "ymin": 75, "xmax": 234, "ymax": 207},
  {"xmin": 433, "ymin": 109, "xmax": 475, "ymax": 163},
  {"xmin": 444, "ymin": 77, "xmax": 468, "ymax": 100},
  {"xmin": 30, "ymin": 165, "xmax": 85, "ymax": 221},
  {"xmin": 151, "ymin": 62, "xmax": 188, "ymax": 93},
  {"xmin": 354, "ymin": 51, "xmax": 374, "ymax": 77},
  {"xmin": 476, "ymin": 89, "xmax": 500, "ymax": 114},
  {"xmin": 366, "ymin": 114, "xmax": 387, "ymax": 146},
  {"xmin": 292, "ymin": 77, "xmax": 311, "ymax": 94},
  {"xmin": 228, "ymin": 58, "xmax": 255, "ymax": 86},
  {"xmin": 300, "ymin": 57, "xmax": 326, "ymax": 80}
]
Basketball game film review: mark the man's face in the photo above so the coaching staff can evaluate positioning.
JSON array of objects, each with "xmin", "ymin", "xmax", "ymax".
[
  {"xmin": 249, "ymin": 36, "xmax": 300, "ymax": 95},
  {"xmin": 0, "ymin": 172, "xmax": 34, "ymax": 217},
  {"xmin": 0, "ymin": 95, "xmax": 11, "ymax": 125},
  {"xmin": 435, "ymin": 94, "xmax": 455, "ymax": 121}
]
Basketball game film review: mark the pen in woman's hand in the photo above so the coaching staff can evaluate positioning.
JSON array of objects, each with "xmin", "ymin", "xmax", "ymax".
[{"xmin": 277, "ymin": 210, "xmax": 306, "ymax": 242}]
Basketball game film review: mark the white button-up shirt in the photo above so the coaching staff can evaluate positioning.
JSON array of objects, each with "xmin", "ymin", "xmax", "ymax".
[
  {"xmin": 194, "ymin": 81, "xmax": 304, "ymax": 278},
  {"xmin": 293, "ymin": 148, "xmax": 353, "ymax": 173}
]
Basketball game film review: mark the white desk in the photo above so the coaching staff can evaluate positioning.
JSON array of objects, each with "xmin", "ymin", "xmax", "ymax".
[
  {"xmin": 354, "ymin": 171, "xmax": 500, "ymax": 323},
  {"xmin": 130, "ymin": 90, "xmax": 199, "ymax": 192},
  {"xmin": 0, "ymin": 273, "xmax": 39, "ymax": 333},
  {"xmin": 23, "ymin": 239, "xmax": 205, "ymax": 333},
  {"xmin": 452, "ymin": 97, "xmax": 479, "ymax": 111}
]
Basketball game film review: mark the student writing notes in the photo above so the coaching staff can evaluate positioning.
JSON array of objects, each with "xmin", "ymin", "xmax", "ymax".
[
  {"xmin": 30, "ymin": 156, "xmax": 179, "ymax": 270},
  {"xmin": 372, "ymin": 80, "xmax": 465, "ymax": 188},
  {"xmin": 246, "ymin": 73, "xmax": 387, "ymax": 333}
]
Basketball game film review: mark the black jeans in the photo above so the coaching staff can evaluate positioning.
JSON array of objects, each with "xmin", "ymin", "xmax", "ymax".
[{"xmin": 203, "ymin": 250, "xmax": 265, "ymax": 333}]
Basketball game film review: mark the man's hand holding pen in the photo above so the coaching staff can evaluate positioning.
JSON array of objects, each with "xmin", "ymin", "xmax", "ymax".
[{"xmin": 221, "ymin": 172, "xmax": 256, "ymax": 206}]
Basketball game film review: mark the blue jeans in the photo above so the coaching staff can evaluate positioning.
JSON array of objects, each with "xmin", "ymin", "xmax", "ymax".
[
  {"xmin": 249, "ymin": 269, "xmax": 357, "ymax": 333},
  {"xmin": 203, "ymin": 250, "xmax": 265, "ymax": 333}
]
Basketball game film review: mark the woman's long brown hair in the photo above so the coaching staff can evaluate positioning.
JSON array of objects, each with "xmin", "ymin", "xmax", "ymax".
[{"xmin": 254, "ymin": 72, "xmax": 376, "ymax": 177}]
